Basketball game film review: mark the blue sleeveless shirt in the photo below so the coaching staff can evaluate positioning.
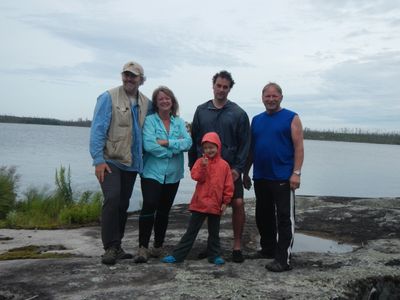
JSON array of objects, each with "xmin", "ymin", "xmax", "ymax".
[{"xmin": 251, "ymin": 108, "xmax": 296, "ymax": 180}]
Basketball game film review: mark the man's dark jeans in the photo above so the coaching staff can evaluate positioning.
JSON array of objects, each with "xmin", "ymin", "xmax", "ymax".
[{"xmin": 100, "ymin": 163, "xmax": 137, "ymax": 250}]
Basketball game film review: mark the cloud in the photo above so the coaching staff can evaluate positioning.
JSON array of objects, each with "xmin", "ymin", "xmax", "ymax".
[
  {"xmin": 307, "ymin": 0, "xmax": 400, "ymax": 15},
  {"xmin": 321, "ymin": 51, "xmax": 400, "ymax": 98},
  {"xmin": 11, "ymin": 10, "xmax": 249, "ymax": 81},
  {"xmin": 0, "ymin": 0, "xmax": 399, "ymax": 131},
  {"xmin": 293, "ymin": 51, "xmax": 400, "ymax": 130}
]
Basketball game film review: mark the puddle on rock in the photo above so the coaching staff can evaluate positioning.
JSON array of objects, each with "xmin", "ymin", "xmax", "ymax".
[{"xmin": 292, "ymin": 233, "xmax": 354, "ymax": 253}]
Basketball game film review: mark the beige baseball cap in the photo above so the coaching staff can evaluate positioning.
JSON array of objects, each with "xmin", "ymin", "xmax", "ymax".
[{"xmin": 122, "ymin": 61, "xmax": 144, "ymax": 76}]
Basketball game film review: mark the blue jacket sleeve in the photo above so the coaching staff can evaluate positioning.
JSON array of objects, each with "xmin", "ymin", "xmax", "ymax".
[
  {"xmin": 168, "ymin": 118, "xmax": 193, "ymax": 154},
  {"xmin": 89, "ymin": 92, "xmax": 112, "ymax": 166},
  {"xmin": 142, "ymin": 116, "xmax": 173, "ymax": 158}
]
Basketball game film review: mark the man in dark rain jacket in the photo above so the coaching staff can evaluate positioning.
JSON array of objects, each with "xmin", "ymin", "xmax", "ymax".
[{"xmin": 188, "ymin": 70, "xmax": 251, "ymax": 263}]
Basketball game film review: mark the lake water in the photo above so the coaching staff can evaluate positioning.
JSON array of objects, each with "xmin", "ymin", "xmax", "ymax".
[
  {"xmin": 292, "ymin": 233, "xmax": 354, "ymax": 253},
  {"xmin": 1, "ymin": 123, "xmax": 400, "ymax": 213}
]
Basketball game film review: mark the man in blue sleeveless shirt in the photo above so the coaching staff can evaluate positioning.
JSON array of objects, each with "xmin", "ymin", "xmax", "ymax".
[{"xmin": 243, "ymin": 82, "xmax": 304, "ymax": 272}]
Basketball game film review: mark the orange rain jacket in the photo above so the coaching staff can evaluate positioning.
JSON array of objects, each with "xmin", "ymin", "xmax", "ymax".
[{"xmin": 188, "ymin": 132, "xmax": 234, "ymax": 216}]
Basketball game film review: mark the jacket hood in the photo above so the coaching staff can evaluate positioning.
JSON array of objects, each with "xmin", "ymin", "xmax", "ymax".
[{"xmin": 201, "ymin": 132, "xmax": 222, "ymax": 157}]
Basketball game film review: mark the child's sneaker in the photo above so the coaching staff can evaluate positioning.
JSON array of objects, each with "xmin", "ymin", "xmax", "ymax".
[
  {"xmin": 161, "ymin": 255, "xmax": 176, "ymax": 263},
  {"xmin": 213, "ymin": 256, "xmax": 225, "ymax": 265}
]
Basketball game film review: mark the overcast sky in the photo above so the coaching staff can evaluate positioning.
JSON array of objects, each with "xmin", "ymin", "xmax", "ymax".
[{"xmin": 1, "ymin": 0, "xmax": 399, "ymax": 131}]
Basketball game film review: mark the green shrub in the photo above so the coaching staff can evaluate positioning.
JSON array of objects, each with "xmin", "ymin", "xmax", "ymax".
[
  {"xmin": 0, "ymin": 166, "xmax": 19, "ymax": 219},
  {"xmin": 59, "ymin": 191, "xmax": 102, "ymax": 225},
  {"xmin": 55, "ymin": 165, "xmax": 73, "ymax": 204},
  {"xmin": 3, "ymin": 166, "xmax": 103, "ymax": 229},
  {"xmin": 5, "ymin": 188, "xmax": 58, "ymax": 228},
  {"xmin": 21, "ymin": 188, "xmax": 63, "ymax": 216},
  {"xmin": 3, "ymin": 210, "xmax": 17, "ymax": 227}
]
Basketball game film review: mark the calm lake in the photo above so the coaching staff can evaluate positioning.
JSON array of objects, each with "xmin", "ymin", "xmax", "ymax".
[{"xmin": 1, "ymin": 123, "xmax": 399, "ymax": 212}]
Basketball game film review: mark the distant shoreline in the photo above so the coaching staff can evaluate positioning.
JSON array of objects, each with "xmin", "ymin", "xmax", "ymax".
[
  {"xmin": 1, "ymin": 115, "xmax": 399, "ymax": 145},
  {"xmin": 0, "ymin": 115, "xmax": 91, "ymax": 128}
]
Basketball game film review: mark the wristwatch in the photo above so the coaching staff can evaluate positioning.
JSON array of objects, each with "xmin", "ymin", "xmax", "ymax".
[{"xmin": 293, "ymin": 170, "xmax": 301, "ymax": 176}]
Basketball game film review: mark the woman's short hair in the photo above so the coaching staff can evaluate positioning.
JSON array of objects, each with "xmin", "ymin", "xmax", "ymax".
[{"xmin": 151, "ymin": 86, "xmax": 180, "ymax": 116}]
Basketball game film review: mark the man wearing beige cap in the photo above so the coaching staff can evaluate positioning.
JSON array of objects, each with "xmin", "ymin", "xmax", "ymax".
[{"xmin": 90, "ymin": 61, "xmax": 153, "ymax": 265}]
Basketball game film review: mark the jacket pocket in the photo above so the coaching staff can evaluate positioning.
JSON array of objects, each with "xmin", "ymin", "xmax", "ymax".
[
  {"xmin": 115, "ymin": 106, "xmax": 131, "ymax": 127},
  {"xmin": 104, "ymin": 138, "xmax": 131, "ymax": 164}
]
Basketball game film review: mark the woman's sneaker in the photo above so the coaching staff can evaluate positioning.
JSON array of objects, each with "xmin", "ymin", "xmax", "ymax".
[
  {"xmin": 149, "ymin": 246, "xmax": 164, "ymax": 258},
  {"xmin": 134, "ymin": 246, "xmax": 149, "ymax": 263}
]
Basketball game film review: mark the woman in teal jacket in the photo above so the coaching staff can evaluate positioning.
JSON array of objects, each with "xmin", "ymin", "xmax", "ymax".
[{"xmin": 135, "ymin": 86, "xmax": 192, "ymax": 263}]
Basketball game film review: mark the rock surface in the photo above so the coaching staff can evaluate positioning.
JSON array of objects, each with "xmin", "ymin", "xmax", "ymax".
[{"xmin": 1, "ymin": 196, "xmax": 400, "ymax": 299}]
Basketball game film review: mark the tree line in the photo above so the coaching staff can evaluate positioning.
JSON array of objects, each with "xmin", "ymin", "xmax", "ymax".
[
  {"xmin": 0, "ymin": 115, "xmax": 91, "ymax": 127},
  {"xmin": 303, "ymin": 127, "xmax": 400, "ymax": 145},
  {"xmin": 1, "ymin": 115, "xmax": 399, "ymax": 145}
]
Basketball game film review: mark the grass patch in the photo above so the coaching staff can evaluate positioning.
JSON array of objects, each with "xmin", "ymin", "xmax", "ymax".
[
  {"xmin": 0, "ymin": 166, "xmax": 18, "ymax": 219},
  {"xmin": 0, "ymin": 165, "xmax": 102, "ymax": 229},
  {"xmin": 0, "ymin": 245, "xmax": 73, "ymax": 260}
]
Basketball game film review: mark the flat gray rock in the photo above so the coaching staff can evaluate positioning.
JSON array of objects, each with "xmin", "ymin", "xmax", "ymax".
[{"xmin": 1, "ymin": 196, "xmax": 400, "ymax": 299}]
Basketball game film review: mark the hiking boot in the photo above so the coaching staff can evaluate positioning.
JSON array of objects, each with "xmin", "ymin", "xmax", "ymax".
[
  {"xmin": 134, "ymin": 246, "xmax": 149, "ymax": 263},
  {"xmin": 101, "ymin": 247, "xmax": 118, "ymax": 265},
  {"xmin": 265, "ymin": 260, "xmax": 292, "ymax": 272},
  {"xmin": 116, "ymin": 247, "xmax": 133, "ymax": 260},
  {"xmin": 232, "ymin": 250, "xmax": 244, "ymax": 263},
  {"xmin": 149, "ymin": 246, "xmax": 164, "ymax": 258}
]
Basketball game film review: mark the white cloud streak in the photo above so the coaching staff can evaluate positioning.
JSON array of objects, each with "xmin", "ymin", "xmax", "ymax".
[{"xmin": 0, "ymin": 0, "xmax": 399, "ymax": 131}]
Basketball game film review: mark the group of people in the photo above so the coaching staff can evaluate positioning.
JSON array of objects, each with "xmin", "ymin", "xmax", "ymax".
[{"xmin": 89, "ymin": 60, "xmax": 304, "ymax": 273}]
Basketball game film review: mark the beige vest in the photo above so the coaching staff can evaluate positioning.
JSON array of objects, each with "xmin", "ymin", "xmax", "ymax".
[{"xmin": 104, "ymin": 86, "xmax": 150, "ymax": 166}]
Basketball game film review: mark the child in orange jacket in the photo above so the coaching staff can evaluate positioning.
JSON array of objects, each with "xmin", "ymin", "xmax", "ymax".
[{"xmin": 162, "ymin": 132, "xmax": 234, "ymax": 265}]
